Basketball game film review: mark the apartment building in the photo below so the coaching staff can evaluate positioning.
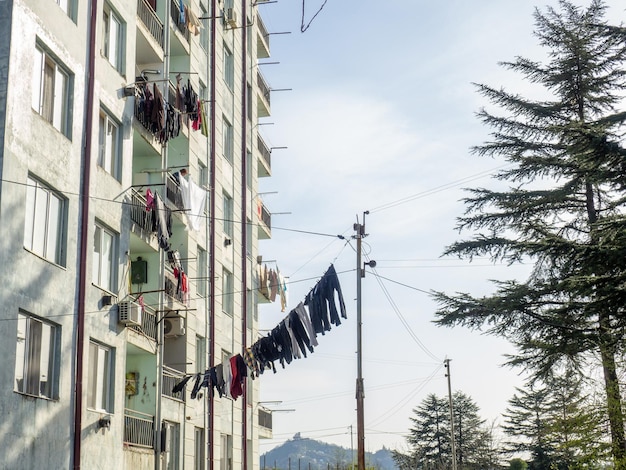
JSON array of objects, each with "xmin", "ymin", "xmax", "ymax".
[{"xmin": 0, "ymin": 0, "xmax": 275, "ymax": 468}]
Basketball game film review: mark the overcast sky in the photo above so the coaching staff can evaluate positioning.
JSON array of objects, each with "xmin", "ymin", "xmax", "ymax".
[{"xmin": 252, "ymin": 0, "xmax": 626, "ymax": 455}]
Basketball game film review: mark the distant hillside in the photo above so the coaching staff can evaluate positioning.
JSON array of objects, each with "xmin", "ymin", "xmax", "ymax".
[{"xmin": 260, "ymin": 434, "xmax": 399, "ymax": 470}]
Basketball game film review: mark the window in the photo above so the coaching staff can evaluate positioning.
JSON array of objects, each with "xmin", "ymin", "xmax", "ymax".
[
  {"xmin": 164, "ymin": 421, "xmax": 181, "ymax": 470},
  {"xmin": 222, "ymin": 117, "xmax": 233, "ymax": 163},
  {"xmin": 103, "ymin": 3, "xmax": 125, "ymax": 73},
  {"xmin": 88, "ymin": 340, "xmax": 113, "ymax": 412},
  {"xmin": 32, "ymin": 44, "xmax": 72, "ymax": 137},
  {"xmin": 93, "ymin": 223, "xmax": 118, "ymax": 292},
  {"xmin": 199, "ymin": 4, "xmax": 209, "ymax": 51},
  {"xmin": 197, "ymin": 247, "xmax": 207, "ymax": 297},
  {"xmin": 223, "ymin": 192, "xmax": 233, "ymax": 238},
  {"xmin": 223, "ymin": 44, "xmax": 234, "ymax": 90},
  {"xmin": 15, "ymin": 312, "xmax": 59, "ymax": 399},
  {"xmin": 198, "ymin": 161, "xmax": 208, "ymax": 189},
  {"xmin": 220, "ymin": 434, "xmax": 233, "ymax": 470},
  {"xmin": 246, "ymin": 217, "xmax": 252, "ymax": 257},
  {"xmin": 222, "ymin": 269, "xmax": 233, "ymax": 316},
  {"xmin": 194, "ymin": 428, "xmax": 205, "ymax": 470},
  {"xmin": 246, "ymin": 83, "xmax": 253, "ymax": 121},
  {"xmin": 246, "ymin": 150, "xmax": 252, "ymax": 189},
  {"xmin": 24, "ymin": 175, "xmax": 66, "ymax": 266},
  {"xmin": 98, "ymin": 109, "xmax": 121, "ymax": 179},
  {"xmin": 196, "ymin": 335, "xmax": 206, "ymax": 371},
  {"xmin": 55, "ymin": 0, "xmax": 76, "ymax": 20}
]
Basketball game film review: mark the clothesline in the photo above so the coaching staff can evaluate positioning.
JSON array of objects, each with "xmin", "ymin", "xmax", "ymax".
[{"xmin": 171, "ymin": 264, "xmax": 347, "ymax": 402}]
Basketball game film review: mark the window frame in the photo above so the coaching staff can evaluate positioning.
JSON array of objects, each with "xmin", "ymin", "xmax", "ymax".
[
  {"xmin": 14, "ymin": 312, "xmax": 60, "ymax": 400},
  {"xmin": 223, "ymin": 192, "xmax": 233, "ymax": 238},
  {"xmin": 197, "ymin": 246, "xmax": 207, "ymax": 297},
  {"xmin": 223, "ymin": 43, "xmax": 234, "ymax": 91},
  {"xmin": 56, "ymin": 0, "xmax": 77, "ymax": 21},
  {"xmin": 98, "ymin": 108, "xmax": 122, "ymax": 180},
  {"xmin": 222, "ymin": 269, "xmax": 233, "ymax": 316},
  {"xmin": 24, "ymin": 175, "xmax": 67, "ymax": 266},
  {"xmin": 32, "ymin": 43, "xmax": 72, "ymax": 137},
  {"xmin": 103, "ymin": 2, "xmax": 125, "ymax": 73},
  {"xmin": 222, "ymin": 116, "xmax": 234, "ymax": 164},
  {"xmin": 88, "ymin": 340, "xmax": 114, "ymax": 413},
  {"xmin": 92, "ymin": 222, "xmax": 118, "ymax": 293}
]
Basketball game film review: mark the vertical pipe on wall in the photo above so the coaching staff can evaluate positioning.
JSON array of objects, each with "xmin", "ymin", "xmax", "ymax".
[{"xmin": 73, "ymin": 0, "xmax": 99, "ymax": 467}]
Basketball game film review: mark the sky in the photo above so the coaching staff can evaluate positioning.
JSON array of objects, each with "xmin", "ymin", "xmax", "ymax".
[{"xmin": 251, "ymin": 0, "xmax": 626, "ymax": 456}]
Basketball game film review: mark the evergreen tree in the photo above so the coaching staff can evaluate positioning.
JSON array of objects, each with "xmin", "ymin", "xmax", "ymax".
[
  {"xmin": 408, "ymin": 393, "xmax": 451, "ymax": 468},
  {"xmin": 431, "ymin": 1, "xmax": 626, "ymax": 465}
]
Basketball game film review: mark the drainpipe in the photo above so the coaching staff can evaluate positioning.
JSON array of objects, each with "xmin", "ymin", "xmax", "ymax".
[
  {"xmin": 154, "ymin": 0, "xmax": 172, "ymax": 468},
  {"xmin": 208, "ymin": 0, "xmax": 217, "ymax": 468},
  {"xmin": 239, "ymin": 0, "xmax": 248, "ymax": 467},
  {"xmin": 73, "ymin": 0, "xmax": 98, "ymax": 467}
]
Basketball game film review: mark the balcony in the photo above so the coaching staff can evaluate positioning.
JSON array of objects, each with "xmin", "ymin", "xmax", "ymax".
[
  {"xmin": 124, "ymin": 409, "xmax": 155, "ymax": 448},
  {"xmin": 258, "ymin": 406, "xmax": 273, "ymax": 439},
  {"xmin": 128, "ymin": 304, "xmax": 158, "ymax": 341},
  {"xmin": 130, "ymin": 189, "xmax": 155, "ymax": 238},
  {"xmin": 256, "ymin": 14, "xmax": 270, "ymax": 59},
  {"xmin": 162, "ymin": 366, "xmax": 186, "ymax": 401},
  {"xmin": 170, "ymin": 0, "xmax": 191, "ymax": 54},
  {"xmin": 137, "ymin": 0, "xmax": 164, "ymax": 48},
  {"xmin": 164, "ymin": 269, "xmax": 186, "ymax": 307},
  {"xmin": 165, "ymin": 173, "xmax": 185, "ymax": 211},
  {"xmin": 256, "ymin": 70, "xmax": 271, "ymax": 117},
  {"xmin": 258, "ymin": 201, "xmax": 271, "ymax": 240},
  {"xmin": 257, "ymin": 135, "xmax": 271, "ymax": 177}
]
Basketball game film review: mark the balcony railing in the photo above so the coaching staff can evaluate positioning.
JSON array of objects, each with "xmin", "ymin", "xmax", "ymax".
[
  {"xmin": 257, "ymin": 14, "xmax": 270, "ymax": 58},
  {"xmin": 170, "ymin": 0, "xmax": 190, "ymax": 42},
  {"xmin": 164, "ymin": 269, "xmax": 186, "ymax": 305},
  {"xmin": 129, "ymin": 304, "xmax": 158, "ymax": 341},
  {"xmin": 137, "ymin": 0, "xmax": 164, "ymax": 47},
  {"xmin": 260, "ymin": 202, "xmax": 271, "ymax": 230},
  {"xmin": 130, "ymin": 189, "xmax": 154, "ymax": 234},
  {"xmin": 258, "ymin": 408, "xmax": 273, "ymax": 430},
  {"xmin": 257, "ymin": 135, "xmax": 271, "ymax": 171},
  {"xmin": 257, "ymin": 70, "xmax": 271, "ymax": 107},
  {"xmin": 166, "ymin": 174, "xmax": 185, "ymax": 211},
  {"xmin": 124, "ymin": 409, "xmax": 155, "ymax": 448},
  {"xmin": 162, "ymin": 365, "xmax": 186, "ymax": 400}
]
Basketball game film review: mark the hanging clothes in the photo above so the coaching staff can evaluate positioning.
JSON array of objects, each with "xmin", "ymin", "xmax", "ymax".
[
  {"xmin": 178, "ymin": 175, "xmax": 207, "ymax": 232},
  {"xmin": 154, "ymin": 193, "xmax": 172, "ymax": 250},
  {"xmin": 295, "ymin": 302, "xmax": 318, "ymax": 348}
]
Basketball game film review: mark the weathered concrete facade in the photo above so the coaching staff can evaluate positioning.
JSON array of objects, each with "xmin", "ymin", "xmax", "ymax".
[{"xmin": 0, "ymin": 0, "xmax": 275, "ymax": 468}]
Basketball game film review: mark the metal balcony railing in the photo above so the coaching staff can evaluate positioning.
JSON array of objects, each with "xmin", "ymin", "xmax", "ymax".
[
  {"xmin": 257, "ymin": 70, "xmax": 271, "ymax": 107},
  {"xmin": 164, "ymin": 269, "xmax": 186, "ymax": 305},
  {"xmin": 257, "ymin": 135, "xmax": 271, "ymax": 170},
  {"xmin": 260, "ymin": 202, "xmax": 271, "ymax": 230},
  {"xmin": 170, "ymin": 0, "xmax": 190, "ymax": 42},
  {"xmin": 165, "ymin": 173, "xmax": 185, "ymax": 210},
  {"xmin": 258, "ymin": 408, "xmax": 273, "ymax": 431},
  {"xmin": 124, "ymin": 409, "xmax": 155, "ymax": 448},
  {"xmin": 130, "ymin": 189, "xmax": 154, "ymax": 233},
  {"xmin": 137, "ymin": 0, "xmax": 164, "ymax": 47},
  {"xmin": 128, "ymin": 304, "xmax": 158, "ymax": 340},
  {"xmin": 162, "ymin": 365, "xmax": 186, "ymax": 400}
]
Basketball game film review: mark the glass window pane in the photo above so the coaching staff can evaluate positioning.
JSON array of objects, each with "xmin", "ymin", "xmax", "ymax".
[
  {"xmin": 24, "ymin": 178, "xmax": 36, "ymax": 250},
  {"xmin": 39, "ymin": 323, "xmax": 53, "ymax": 397},
  {"xmin": 98, "ymin": 114, "xmax": 105, "ymax": 168},
  {"xmin": 53, "ymin": 66, "xmax": 67, "ymax": 132},
  {"xmin": 102, "ymin": 230, "xmax": 113, "ymax": 290},
  {"xmin": 93, "ymin": 226, "xmax": 102, "ymax": 284},
  {"xmin": 15, "ymin": 314, "xmax": 27, "ymax": 393},
  {"xmin": 42, "ymin": 59, "xmax": 55, "ymax": 123},
  {"xmin": 26, "ymin": 319, "xmax": 42, "ymax": 395},
  {"xmin": 46, "ymin": 194, "xmax": 61, "ymax": 263},
  {"xmin": 88, "ymin": 342, "xmax": 98, "ymax": 407},
  {"xmin": 110, "ymin": 15, "xmax": 120, "ymax": 69},
  {"xmin": 32, "ymin": 49, "xmax": 43, "ymax": 112},
  {"xmin": 32, "ymin": 186, "xmax": 48, "ymax": 256}
]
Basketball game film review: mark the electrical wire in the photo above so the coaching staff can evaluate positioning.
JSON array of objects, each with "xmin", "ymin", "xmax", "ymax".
[
  {"xmin": 300, "ymin": 0, "xmax": 329, "ymax": 32},
  {"xmin": 368, "ymin": 164, "xmax": 511, "ymax": 214}
]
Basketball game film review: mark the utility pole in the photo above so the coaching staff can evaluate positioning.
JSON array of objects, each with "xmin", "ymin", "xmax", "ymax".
[
  {"xmin": 354, "ymin": 213, "xmax": 368, "ymax": 470},
  {"xmin": 445, "ymin": 359, "xmax": 458, "ymax": 470}
]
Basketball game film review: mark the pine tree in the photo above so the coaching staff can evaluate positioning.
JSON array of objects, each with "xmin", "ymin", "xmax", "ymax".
[{"xmin": 432, "ymin": 1, "xmax": 626, "ymax": 465}]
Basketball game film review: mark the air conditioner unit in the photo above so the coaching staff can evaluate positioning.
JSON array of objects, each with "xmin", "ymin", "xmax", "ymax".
[
  {"xmin": 118, "ymin": 301, "xmax": 142, "ymax": 327},
  {"xmin": 163, "ymin": 317, "xmax": 186, "ymax": 337},
  {"xmin": 226, "ymin": 8, "xmax": 237, "ymax": 28}
]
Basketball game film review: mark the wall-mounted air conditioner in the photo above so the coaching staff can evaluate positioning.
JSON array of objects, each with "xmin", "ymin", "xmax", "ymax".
[
  {"xmin": 164, "ymin": 317, "xmax": 186, "ymax": 337},
  {"xmin": 226, "ymin": 8, "xmax": 237, "ymax": 28},
  {"xmin": 118, "ymin": 301, "xmax": 142, "ymax": 327}
]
